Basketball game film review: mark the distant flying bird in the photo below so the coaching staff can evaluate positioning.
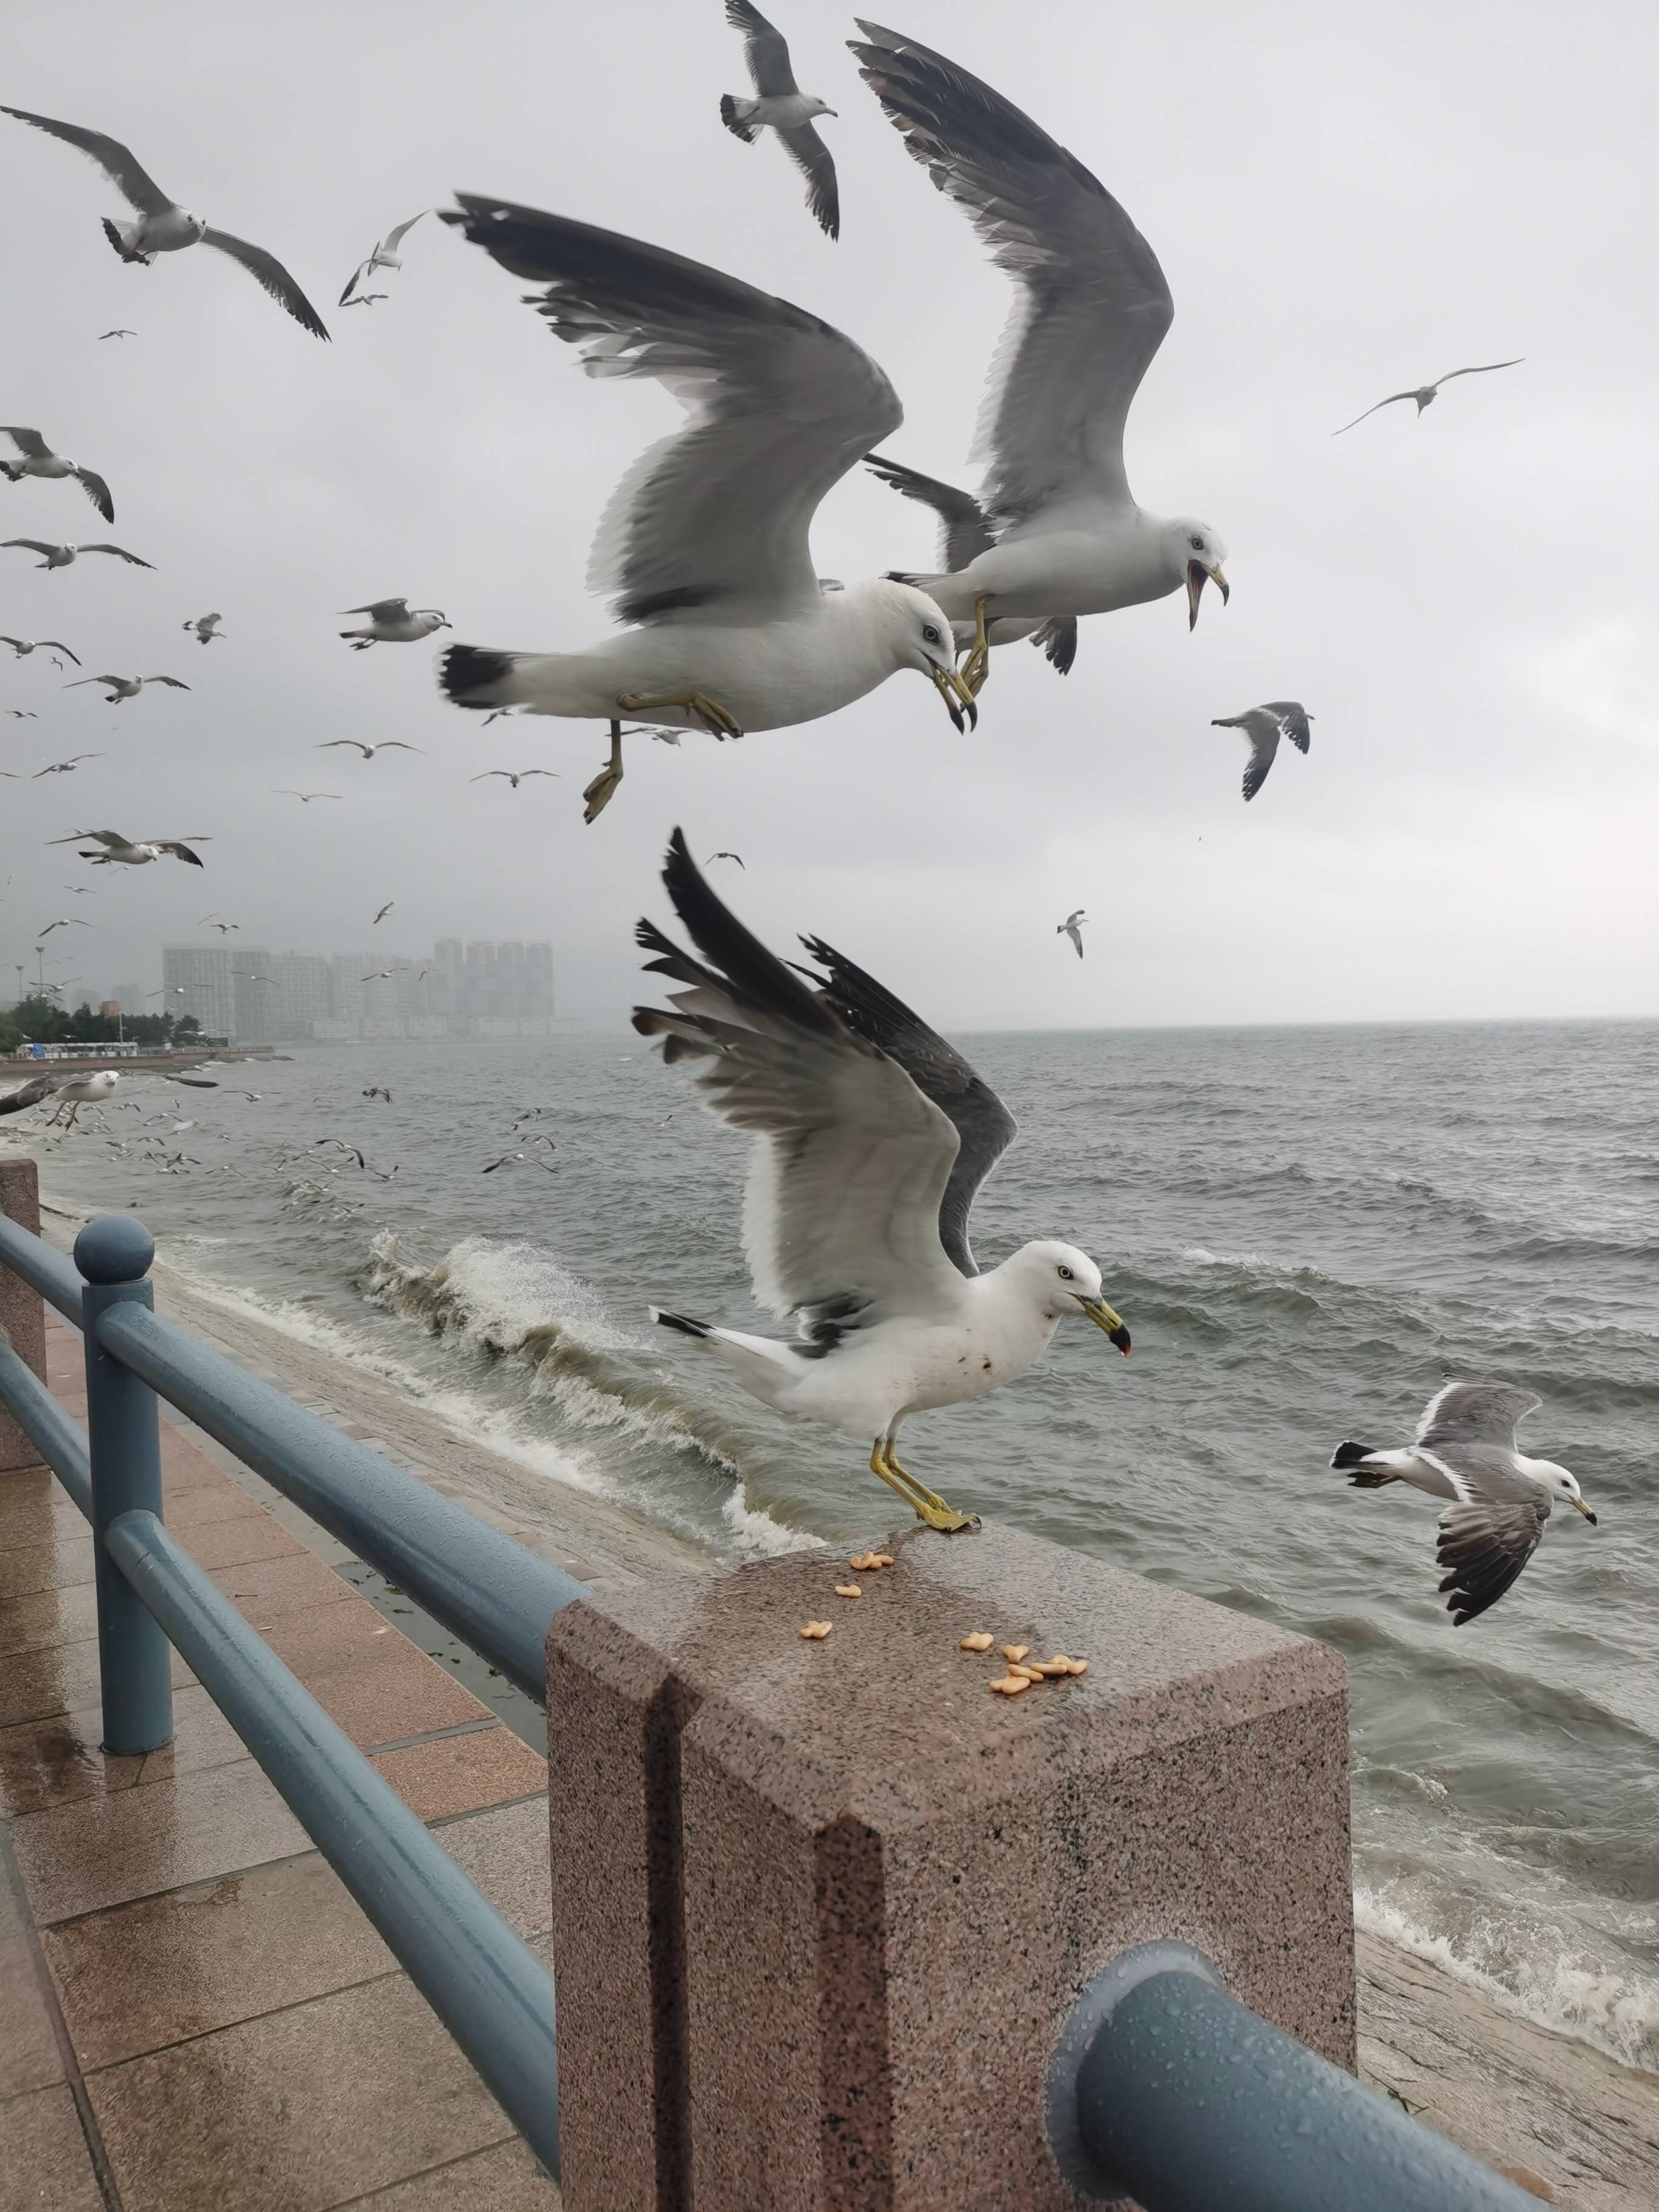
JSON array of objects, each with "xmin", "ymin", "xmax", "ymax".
[
  {"xmin": 720, "ymin": 0, "xmax": 840, "ymax": 241},
  {"xmin": 1330, "ymin": 1382, "xmax": 1596, "ymax": 1624},
  {"xmin": 341, "ymin": 292, "xmax": 389, "ymax": 309},
  {"xmin": 338, "ymin": 597, "xmax": 449, "ymax": 649},
  {"xmin": 469, "ymin": 768, "xmax": 557, "ymax": 789},
  {"xmin": 67, "ymin": 672, "xmax": 190, "ymax": 703},
  {"xmin": 1, "ymin": 106, "xmax": 329, "ymax": 339},
  {"xmin": 1057, "ymin": 910, "xmax": 1086, "ymax": 958},
  {"xmin": 1332, "ymin": 360, "xmax": 1523, "ymax": 436},
  {"xmin": 360, "ymin": 968, "xmax": 400, "ymax": 982},
  {"xmin": 33, "ymin": 756, "xmax": 103, "ymax": 777},
  {"xmin": 182, "ymin": 611, "xmax": 223, "ymax": 644},
  {"xmin": 372, "ymin": 902, "xmax": 395, "ymax": 925},
  {"xmin": 2, "ymin": 538, "xmax": 152, "ymax": 571},
  {"xmin": 36, "ymin": 916, "xmax": 90, "ymax": 935},
  {"xmin": 318, "ymin": 739, "xmax": 421, "ymax": 759},
  {"xmin": 49, "ymin": 828, "xmax": 207, "ymax": 867},
  {"xmin": 362, "ymin": 1085, "xmax": 392, "ymax": 1103},
  {"xmin": 340, "ymin": 210, "xmax": 429, "ymax": 304},
  {"xmin": 207, "ymin": 920, "xmax": 239, "ymax": 933},
  {"xmin": 481, "ymin": 1150, "xmax": 558, "ymax": 1175},
  {"xmin": 98, "ymin": 328, "xmax": 136, "ymax": 340},
  {"xmin": 2, "ymin": 635, "xmax": 81, "ymax": 665},
  {"xmin": 273, "ymin": 789, "xmax": 341, "ymax": 803},
  {"xmin": 5, "ymin": 709, "xmax": 39, "ymax": 719},
  {"xmin": 233, "ymin": 971, "xmax": 274, "ymax": 984},
  {"xmin": 1212, "ymin": 701, "xmax": 1313, "ymax": 802},
  {"xmin": 706, "ymin": 851, "xmax": 746, "ymax": 869},
  {"xmin": 1, "ymin": 428, "xmax": 115, "ymax": 521}
]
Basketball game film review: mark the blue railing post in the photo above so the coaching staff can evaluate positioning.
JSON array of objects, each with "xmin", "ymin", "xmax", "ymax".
[{"xmin": 76, "ymin": 1215, "xmax": 173, "ymax": 1755}]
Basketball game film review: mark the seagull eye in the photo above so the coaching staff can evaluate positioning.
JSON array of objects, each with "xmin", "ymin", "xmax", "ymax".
[
  {"xmin": 1057, "ymin": 1264, "xmax": 1074, "ymax": 1281},
  {"xmin": 922, "ymin": 624, "xmax": 941, "ymax": 645},
  {"xmin": 1188, "ymin": 535, "xmax": 1204, "ymax": 552}
]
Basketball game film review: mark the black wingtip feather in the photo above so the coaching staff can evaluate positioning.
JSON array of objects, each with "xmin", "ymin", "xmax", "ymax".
[
  {"xmin": 657, "ymin": 829, "xmax": 839, "ymax": 1035},
  {"xmin": 440, "ymin": 643, "xmax": 515, "ymax": 706}
]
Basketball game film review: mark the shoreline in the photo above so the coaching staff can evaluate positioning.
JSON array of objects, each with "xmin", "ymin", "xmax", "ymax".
[{"xmin": 12, "ymin": 1172, "xmax": 1659, "ymax": 2202}]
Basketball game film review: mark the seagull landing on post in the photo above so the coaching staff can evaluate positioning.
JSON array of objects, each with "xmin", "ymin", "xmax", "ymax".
[
  {"xmin": 634, "ymin": 831, "xmax": 1131, "ymax": 1533},
  {"xmin": 719, "ymin": 0, "xmax": 840, "ymax": 240}
]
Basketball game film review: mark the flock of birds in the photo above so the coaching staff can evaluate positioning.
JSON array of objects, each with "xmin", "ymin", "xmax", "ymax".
[{"xmin": 1, "ymin": 15, "xmax": 1576, "ymax": 1623}]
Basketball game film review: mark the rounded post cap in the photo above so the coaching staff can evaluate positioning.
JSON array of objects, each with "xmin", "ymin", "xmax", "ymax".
[{"xmin": 75, "ymin": 1215, "xmax": 155, "ymax": 1285}]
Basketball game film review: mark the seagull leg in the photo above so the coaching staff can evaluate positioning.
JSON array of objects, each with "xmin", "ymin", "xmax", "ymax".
[
  {"xmin": 583, "ymin": 720, "xmax": 627, "ymax": 824},
  {"xmin": 868, "ymin": 1441, "xmax": 979, "ymax": 1534},
  {"xmin": 958, "ymin": 596, "xmax": 994, "ymax": 699},
  {"xmin": 616, "ymin": 690, "xmax": 745, "ymax": 742}
]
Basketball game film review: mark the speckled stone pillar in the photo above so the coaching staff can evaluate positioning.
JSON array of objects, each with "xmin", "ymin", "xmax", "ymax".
[
  {"xmin": 546, "ymin": 1521, "xmax": 1352, "ymax": 2212},
  {"xmin": 0, "ymin": 1159, "xmax": 49, "ymax": 1473}
]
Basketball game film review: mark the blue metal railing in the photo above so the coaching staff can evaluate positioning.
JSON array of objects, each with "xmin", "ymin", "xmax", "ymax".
[{"xmin": 0, "ymin": 1210, "xmax": 577, "ymax": 2180}]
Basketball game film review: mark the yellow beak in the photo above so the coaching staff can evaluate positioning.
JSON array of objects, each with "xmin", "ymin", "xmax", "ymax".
[
  {"xmin": 932, "ymin": 661, "xmax": 978, "ymax": 731},
  {"xmin": 1078, "ymin": 1296, "xmax": 1131, "ymax": 1355},
  {"xmin": 1186, "ymin": 561, "xmax": 1231, "ymax": 630},
  {"xmin": 1572, "ymin": 1495, "xmax": 1597, "ymax": 1523}
]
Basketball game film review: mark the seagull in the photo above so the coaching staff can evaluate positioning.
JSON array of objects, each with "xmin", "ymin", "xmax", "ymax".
[
  {"xmin": 469, "ymin": 768, "xmax": 558, "ymax": 789},
  {"xmin": 273, "ymin": 789, "xmax": 341, "ymax": 803},
  {"xmin": 850, "ymin": 22, "xmax": 1228, "ymax": 695},
  {"xmin": 360, "ymin": 968, "xmax": 398, "ymax": 982},
  {"xmin": 0, "ymin": 1067, "xmax": 119, "ymax": 1127},
  {"xmin": 317, "ymin": 739, "xmax": 421, "ymax": 759},
  {"xmin": 207, "ymin": 920, "xmax": 240, "ymax": 933},
  {"xmin": 66, "ymin": 672, "xmax": 190, "ymax": 703},
  {"xmin": 1057, "ymin": 910, "xmax": 1086, "ymax": 958},
  {"xmin": 2, "ymin": 636, "xmax": 81, "ymax": 665},
  {"xmin": 634, "ymin": 830, "xmax": 1131, "ymax": 1531},
  {"xmin": 33, "ymin": 757, "xmax": 104, "ymax": 777},
  {"xmin": 342, "ymin": 292, "xmax": 389, "ymax": 309},
  {"xmin": 340, "ymin": 210, "xmax": 429, "ymax": 305},
  {"xmin": 1330, "ymin": 1382, "xmax": 1596, "ymax": 1624},
  {"xmin": 338, "ymin": 597, "xmax": 449, "ymax": 649},
  {"xmin": 49, "ymin": 828, "xmax": 207, "ymax": 867},
  {"xmin": 1, "ymin": 429, "xmax": 115, "ymax": 522},
  {"xmin": 719, "ymin": 0, "xmax": 840, "ymax": 241},
  {"xmin": 706, "ymin": 850, "xmax": 746, "ymax": 868},
  {"xmin": 98, "ymin": 328, "xmax": 136, "ymax": 340},
  {"xmin": 1211, "ymin": 701, "xmax": 1312, "ymax": 802},
  {"xmin": 36, "ymin": 916, "xmax": 91, "ymax": 934},
  {"xmin": 362, "ymin": 1085, "xmax": 392, "ymax": 1102},
  {"xmin": 4, "ymin": 709, "xmax": 39, "ymax": 719},
  {"xmin": 182, "ymin": 612, "xmax": 224, "ymax": 643},
  {"xmin": 435, "ymin": 195, "xmax": 973, "ymax": 823},
  {"xmin": 865, "ymin": 455, "xmax": 1078, "ymax": 672},
  {"xmin": 2, "ymin": 539, "xmax": 152, "ymax": 571},
  {"xmin": 481, "ymin": 1150, "xmax": 557, "ymax": 1175},
  {"xmin": 372, "ymin": 902, "xmax": 394, "ymax": 926},
  {"xmin": 1332, "ymin": 361, "xmax": 1524, "ymax": 437},
  {"xmin": 1, "ymin": 106, "xmax": 329, "ymax": 338}
]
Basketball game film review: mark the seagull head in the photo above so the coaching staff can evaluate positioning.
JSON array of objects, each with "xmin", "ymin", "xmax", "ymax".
[
  {"xmin": 1010, "ymin": 1240, "xmax": 1131, "ymax": 1353},
  {"xmin": 1164, "ymin": 518, "xmax": 1230, "ymax": 628},
  {"xmin": 1534, "ymin": 1460, "xmax": 1597, "ymax": 1524},
  {"xmin": 876, "ymin": 580, "xmax": 978, "ymax": 731},
  {"xmin": 804, "ymin": 96, "xmax": 838, "ymax": 120}
]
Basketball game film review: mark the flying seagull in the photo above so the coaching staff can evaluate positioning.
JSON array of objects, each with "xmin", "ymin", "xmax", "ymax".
[
  {"xmin": 98, "ymin": 328, "xmax": 136, "ymax": 340},
  {"xmin": 1212, "ymin": 700, "xmax": 1312, "ymax": 802},
  {"xmin": 67, "ymin": 672, "xmax": 190, "ymax": 703},
  {"xmin": 469, "ymin": 768, "xmax": 558, "ymax": 789},
  {"xmin": 634, "ymin": 830, "xmax": 1131, "ymax": 1532},
  {"xmin": 850, "ymin": 22, "xmax": 1228, "ymax": 695},
  {"xmin": 706, "ymin": 850, "xmax": 745, "ymax": 868},
  {"xmin": 1331, "ymin": 1382, "xmax": 1596, "ymax": 1624},
  {"xmin": 36, "ymin": 916, "xmax": 90, "ymax": 934},
  {"xmin": 2, "ymin": 539, "xmax": 152, "ymax": 571},
  {"xmin": 865, "ymin": 454, "xmax": 1078, "ymax": 673},
  {"xmin": 1, "ymin": 428, "xmax": 114, "ymax": 521},
  {"xmin": 32, "ymin": 756, "xmax": 103, "ymax": 777},
  {"xmin": 342, "ymin": 292, "xmax": 389, "ymax": 309},
  {"xmin": 1332, "ymin": 361, "xmax": 1523, "ymax": 437},
  {"xmin": 338, "ymin": 597, "xmax": 449, "ymax": 649},
  {"xmin": 49, "ymin": 828, "xmax": 207, "ymax": 867},
  {"xmin": 0, "ymin": 1068, "xmax": 119, "ymax": 1127},
  {"xmin": 720, "ymin": 0, "xmax": 840, "ymax": 241},
  {"xmin": 207, "ymin": 920, "xmax": 239, "ymax": 933},
  {"xmin": 273, "ymin": 789, "xmax": 341, "ymax": 803},
  {"xmin": 340, "ymin": 210, "xmax": 429, "ymax": 305},
  {"xmin": 4, "ymin": 709, "xmax": 39, "ymax": 718},
  {"xmin": 1, "ymin": 635, "xmax": 81, "ymax": 664},
  {"xmin": 1057, "ymin": 910, "xmax": 1086, "ymax": 958},
  {"xmin": 1, "ymin": 106, "xmax": 329, "ymax": 338},
  {"xmin": 435, "ymin": 195, "xmax": 973, "ymax": 823},
  {"xmin": 481, "ymin": 1150, "xmax": 558, "ymax": 1175},
  {"xmin": 182, "ymin": 611, "xmax": 224, "ymax": 643},
  {"xmin": 372, "ymin": 901, "xmax": 394, "ymax": 925},
  {"xmin": 318, "ymin": 739, "xmax": 421, "ymax": 759},
  {"xmin": 362, "ymin": 1085, "xmax": 392, "ymax": 1102}
]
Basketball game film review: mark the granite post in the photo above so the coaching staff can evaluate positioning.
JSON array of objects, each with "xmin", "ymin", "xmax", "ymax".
[
  {"xmin": 546, "ymin": 1520, "xmax": 1353, "ymax": 2212},
  {"xmin": 0, "ymin": 1158, "xmax": 49, "ymax": 1473}
]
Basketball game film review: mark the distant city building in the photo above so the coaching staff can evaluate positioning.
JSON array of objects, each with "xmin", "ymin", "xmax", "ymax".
[
  {"xmin": 232, "ymin": 949, "xmax": 275, "ymax": 1043},
  {"xmin": 329, "ymin": 954, "xmax": 367, "ymax": 1029},
  {"xmin": 163, "ymin": 945, "xmax": 236, "ymax": 1039},
  {"xmin": 111, "ymin": 983, "xmax": 144, "ymax": 1020},
  {"xmin": 269, "ymin": 954, "xmax": 330, "ymax": 1041},
  {"xmin": 154, "ymin": 939, "xmax": 555, "ymax": 1042},
  {"xmin": 424, "ymin": 940, "xmax": 555, "ymax": 1036}
]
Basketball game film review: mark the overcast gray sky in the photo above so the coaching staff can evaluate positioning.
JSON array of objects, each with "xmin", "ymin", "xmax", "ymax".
[{"xmin": 3, "ymin": 0, "xmax": 1655, "ymax": 1030}]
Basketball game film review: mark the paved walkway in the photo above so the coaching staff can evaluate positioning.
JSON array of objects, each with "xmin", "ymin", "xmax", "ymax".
[{"xmin": 1, "ymin": 1317, "xmax": 561, "ymax": 2211}]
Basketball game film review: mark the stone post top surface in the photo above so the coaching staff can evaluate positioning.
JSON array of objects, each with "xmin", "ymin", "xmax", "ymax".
[
  {"xmin": 548, "ymin": 1520, "xmax": 1345, "ymax": 1831},
  {"xmin": 74, "ymin": 1214, "xmax": 155, "ymax": 1285}
]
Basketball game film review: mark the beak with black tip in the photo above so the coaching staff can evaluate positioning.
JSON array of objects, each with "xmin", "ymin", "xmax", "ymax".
[
  {"xmin": 1077, "ymin": 1295, "xmax": 1131, "ymax": 1355},
  {"xmin": 1572, "ymin": 1496, "xmax": 1597, "ymax": 1524},
  {"xmin": 931, "ymin": 661, "xmax": 978, "ymax": 732},
  {"xmin": 1186, "ymin": 561, "xmax": 1230, "ymax": 631}
]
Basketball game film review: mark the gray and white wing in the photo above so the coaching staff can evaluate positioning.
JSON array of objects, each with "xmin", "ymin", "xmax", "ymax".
[
  {"xmin": 39, "ymin": 641, "xmax": 81, "ymax": 663},
  {"xmin": 382, "ymin": 210, "xmax": 429, "ymax": 253},
  {"xmin": 1239, "ymin": 728, "xmax": 1278, "ymax": 802},
  {"xmin": 82, "ymin": 543, "xmax": 154, "ymax": 566},
  {"xmin": 341, "ymin": 597, "xmax": 409, "ymax": 621},
  {"xmin": 777, "ymin": 122, "xmax": 840, "ymax": 240},
  {"xmin": 1433, "ymin": 360, "xmax": 1524, "ymax": 387},
  {"xmin": 2, "ymin": 540, "xmax": 58, "ymax": 555},
  {"xmin": 865, "ymin": 454, "xmax": 996, "ymax": 571},
  {"xmin": 0, "ymin": 427, "xmax": 53, "ymax": 458},
  {"xmin": 0, "ymin": 109, "xmax": 174, "ymax": 213},
  {"xmin": 144, "ymin": 675, "xmax": 191, "ymax": 689},
  {"xmin": 199, "ymin": 229, "xmax": 330, "ymax": 340},
  {"xmin": 1417, "ymin": 1380, "xmax": 1541, "ymax": 1453},
  {"xmin": 1264, "ymin": 700, "xmax": 1312, "ymax": 754},
  {"xmin": 441, "ymin": 195, "xmax": 900, "ymax": 622},
  {"xmin": 798, "ymin": 933, "xmax": 1017, "ymax": 1278},
  {"xmin": 155, "ymin": 840, "xmax": 206, "ymax": 864},
  {"xmin": 72, "ymin": 469, "xmax": 115, "ymax": 523},
  {"xmin": 1436, "ymin": 1497, "xmax": 1548, "ymax": 1624},
  {"xmin": 850, "ymin": 22, "xmax": 1172, "ymax": 518},
  {"xmin": 634, "ymin": 831, "xmax": 964, "ymax": 1339},
  {"xmin": 725, "ymin": 0, "xmax": 799, "ymax": 96},
  {"xmin": 0, "ymin": 1075, "xmax": 56, "ymax": 1114}
]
